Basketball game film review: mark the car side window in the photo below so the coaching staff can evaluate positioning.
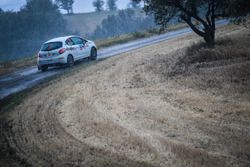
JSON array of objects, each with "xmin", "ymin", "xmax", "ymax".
[
  {"xmin": 66, "ymin": 38, "xmax": 74, "ymax": 46},
  {"xmin": 82, "ymin": 39, "xmax": 88, "ymax": 44},
  {"xmin": 71, "ymin": 37, "xmax": 84, "ymax": 45}
]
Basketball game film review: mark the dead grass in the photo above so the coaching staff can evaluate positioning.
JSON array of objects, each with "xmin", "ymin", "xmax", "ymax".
[
  {"xmin": 95, "ymin": 23, "xmax": 187, "ymax": 49},
  {"xmin": 0, "ymin": 24, "xmax": 249, "ymax": 166},
  {"xmin": 169, "ymin": 28, "xmax": 250, "ymax": 101},
  {"xmin": 179, "ymin": 33, "xmax": 250, "ymax": 64},
  {"xmin": 0, "ymin": 56, "xmax": 37, "ymax": 76}
]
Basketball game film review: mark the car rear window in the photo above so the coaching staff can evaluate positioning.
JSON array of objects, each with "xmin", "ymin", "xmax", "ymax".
[{"xmin": 41, "ymin": 42, "xmax": 62, "ymax": 51}]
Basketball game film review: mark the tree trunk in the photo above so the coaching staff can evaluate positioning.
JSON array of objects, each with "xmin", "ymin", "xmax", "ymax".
[
  {"xmin": 178, "ymin": 1, "xmax": 216, "ymax": 47},
  {"xmin": 203, "ymin": 28, "xmax": 215, "ymax": 47}
]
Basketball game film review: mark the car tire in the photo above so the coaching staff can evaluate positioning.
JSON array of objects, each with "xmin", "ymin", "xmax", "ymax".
[
  {"xmin": 67, "ymin": 55, "xmax": 74, "ymax": 67},
  {"xmin": 90, "ymin": 47, "xmax": 97, "ymax": 60},
  {"xmin": 40, "ymin": 65, "xmax": 48, "ymax": 72}
]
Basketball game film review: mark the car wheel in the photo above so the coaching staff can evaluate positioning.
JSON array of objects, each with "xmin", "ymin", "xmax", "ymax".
[
  {"xmin": 67, "ymin": 55, "xmax": 74, "ymax": 67},
  {"xmin": 40, "ymin": 65, "xmax": 48, "ymax": 72},
  {"xmin": 90, "ymin": 47, "xmax": 97, "ymax": 60}
]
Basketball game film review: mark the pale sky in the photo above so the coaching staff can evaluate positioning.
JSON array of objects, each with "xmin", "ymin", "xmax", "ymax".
[{"xmin": 0, "ymin": 0, "xmax": 131, "ymax": 13}]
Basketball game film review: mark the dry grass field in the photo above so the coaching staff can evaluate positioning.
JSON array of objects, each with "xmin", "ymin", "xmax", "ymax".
[{"xmin": 0, "ymin": 25, "xmax": 249, "ymax": 167}]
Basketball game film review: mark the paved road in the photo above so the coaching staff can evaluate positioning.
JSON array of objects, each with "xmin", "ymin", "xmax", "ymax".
[{"xmin": 0, "ymin": 20, "xmax": 228, "ymax": 100}]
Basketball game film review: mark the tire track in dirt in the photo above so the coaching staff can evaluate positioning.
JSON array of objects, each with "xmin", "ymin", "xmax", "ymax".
[{"xmin": 1, "ymin": 25, "xmax": 249, "ymax": 167}]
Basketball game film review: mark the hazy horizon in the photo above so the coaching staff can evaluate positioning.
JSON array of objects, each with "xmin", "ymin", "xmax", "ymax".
[{"xmin": 0, "ymin": 0, "xmax": 131, "ymax": 13}]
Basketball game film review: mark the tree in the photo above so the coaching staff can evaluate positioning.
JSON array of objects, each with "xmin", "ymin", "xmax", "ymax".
[
  {"xmin": 55, "ymin": 0, "xmax": 74, "ymax": 14},
  {"xmin": 0, "ymin": 0, "xmax": 67, "ymax": 61},
  {"xmin": 92, "ymin": 9, "xmax": 156, "ymax": 39},
  {"xmin": 128, "ymin": 0, "xmax": 140, "ymax": 9},
  {"xmin": 93, "ymin": 0, "xmax": 105, "ymax": 12},
  {"xmin": 106, "ymin": 0, "xmax": 118, "ymax": 11},
  {"xmin": 133, "ymin": 0, "xmax": 250, "ymax": 46},
  {"xmin": 22, "ymin": 0, "xmax": 65, "ymax": 37}
]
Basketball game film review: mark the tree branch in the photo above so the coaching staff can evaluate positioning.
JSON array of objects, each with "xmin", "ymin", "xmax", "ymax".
[
  {"xmin": 206, "ymin": 1, "xmax": 212, "ymax": 27},
  {"xmin": 211, "ymin": 0, "xmax": 216, "ymax": 30},
  {"xmin": 175, "ymin": 1, "xmax": 209, "ymax": 30},
  {"xmin": 181, "ymin": 15, "xmax": 205, "ymax": 37}
]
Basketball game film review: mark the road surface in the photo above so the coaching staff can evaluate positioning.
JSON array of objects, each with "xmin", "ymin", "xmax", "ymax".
[{"xmin": 0, "ymin": 20, "xmax": 228, "ymax": 100}]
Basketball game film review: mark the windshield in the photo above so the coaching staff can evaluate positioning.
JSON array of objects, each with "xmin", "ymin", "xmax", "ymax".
[{"xmin": 41, "ymin": 42, "xmax": 62, "ymax": 51}]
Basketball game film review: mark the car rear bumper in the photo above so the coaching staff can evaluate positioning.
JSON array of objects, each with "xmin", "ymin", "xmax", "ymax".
[{"xmin": 37, "ymin": 56, "xmax": 67, "ymax": 67}]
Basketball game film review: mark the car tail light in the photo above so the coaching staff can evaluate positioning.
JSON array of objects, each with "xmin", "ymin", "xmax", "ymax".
[
  {"xmin": 59, "ymin": 48, "xmax": 66, "ymax": 54},
  {"xmin": 38, "ymin": 53, "xmax": 42, "ymax": 58}
]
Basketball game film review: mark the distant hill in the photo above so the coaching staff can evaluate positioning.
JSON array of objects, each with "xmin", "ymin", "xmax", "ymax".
[
  {"xmin": 63, "ymin": 9, "xmax": 148, "ymax": 38},
  {"xmin": 63, "ymin": 11, "xmax": 118, "ymax": 37}
]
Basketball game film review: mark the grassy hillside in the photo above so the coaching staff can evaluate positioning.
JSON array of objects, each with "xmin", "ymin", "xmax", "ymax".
[
  {"xmin": 1, "ymin": 25, "xmax": 249, "ymax": 166},
  {"xmin": 63, "ymin": 9, "xmax": 147, "ymax": 37},
  {"xmin": 63, "ymin": 11, "xmax": 118, "ymax": 37}
]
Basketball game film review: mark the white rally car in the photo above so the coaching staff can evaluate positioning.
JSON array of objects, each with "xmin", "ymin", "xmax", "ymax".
[{"xmin": 37, "ymin": 35, "xmax": 97, "ymax": 71}]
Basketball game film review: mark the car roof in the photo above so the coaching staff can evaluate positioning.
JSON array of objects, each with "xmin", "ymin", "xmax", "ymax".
[{"xmin": 45, "ymin": 35, "xmax": 80, "ymax": 43}]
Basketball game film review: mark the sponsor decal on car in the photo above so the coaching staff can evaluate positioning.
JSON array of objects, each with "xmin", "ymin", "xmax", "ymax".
[
  {"xmin": 66, "ymin": 47, "xmax": 75, "ymax": 51},
  {"xmin": 80, "ymin": 45, "xmax": 84, "ymax": 50}
]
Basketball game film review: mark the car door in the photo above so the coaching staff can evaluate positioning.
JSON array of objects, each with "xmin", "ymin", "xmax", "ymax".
[
  {"xmin": 65, "ymin": 38, "xmax": 79, "ymax": 60},
  {"xmin": 83, "ymin": 39, "xmax": 92, "ymax": 58},
  {"xmin": 71, "ymin": 37, "xmax": 88, "ymax": 59}
]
